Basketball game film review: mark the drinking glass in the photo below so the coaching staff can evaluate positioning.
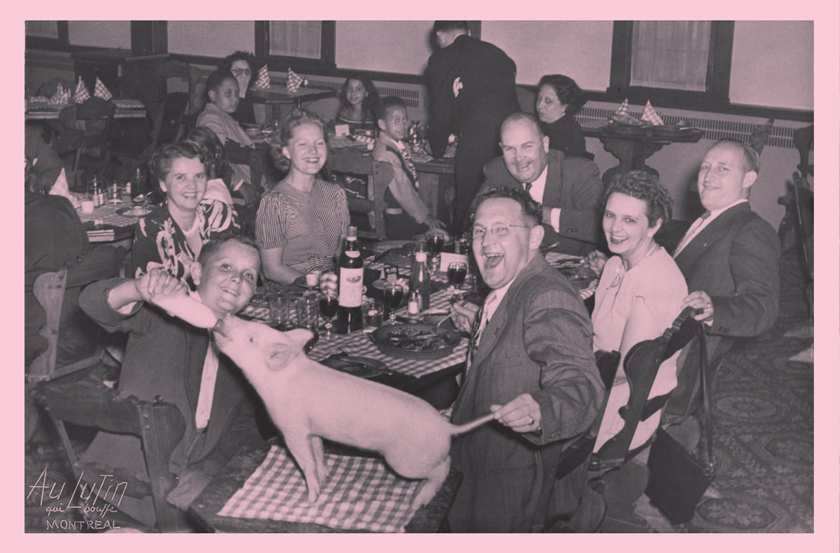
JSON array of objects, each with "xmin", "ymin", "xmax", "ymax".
[
  {"xmin": 426, "ymin": 233, "xmax": 445, "ymax": 273},
  {"xmin": 319, "ymin": 292, "xmax": 339, "ymax": 340},
  {"xmin": 447, "ymin": 261, "xmax": 468, "ymax": 295},
  {"xmin": 295, "ymin": 293, "xmax": 320, "ymax": 339},
  {"xmin": 383, "ymin": 282, "xmax": 405, "ymax": 324},
  {"xmin": 363, "ymin": 299, "xmax": 384, "ymax": 333},
  {"xmin": 268, "ymin": 292, "xmax": 295, "ymax": 331}
]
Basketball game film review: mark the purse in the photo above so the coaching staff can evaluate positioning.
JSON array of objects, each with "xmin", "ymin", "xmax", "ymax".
[{"xmin": 644, "ymin": 326, "xmax": 715, "ymax": 525}]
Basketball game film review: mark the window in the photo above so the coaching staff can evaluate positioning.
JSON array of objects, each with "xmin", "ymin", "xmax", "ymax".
[
  {"xmin": 25, "ymin": 21, "xmax": 68, "ymax": 48},
  {"xmin": 609, "ymin": 21, "xmax": 734, "ymax": 109},
  {"xmin": 255, "ymin": 21, "xmax": 336, "ymax": 68}
]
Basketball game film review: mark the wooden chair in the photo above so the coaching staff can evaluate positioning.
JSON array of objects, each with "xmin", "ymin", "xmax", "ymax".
[
  {"xmin": 59, "ymin": 98, "xmax": 116, "ymax": 176},
  {"xmin": 328, "ymin": 148, "xmax": 395, "ymax": 240}
]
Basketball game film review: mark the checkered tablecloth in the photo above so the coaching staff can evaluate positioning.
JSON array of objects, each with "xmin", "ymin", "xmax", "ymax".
[
  {"xmin": 77, "ymin": 201, "xmax": 140, "ymax": 228},
  {"xmin": 241, "ymin": 289, "xmax": 468, "ymax": 379},
  {"xmin": 218, "ymin": 445, "xmax": 421, "ymax": 532}
]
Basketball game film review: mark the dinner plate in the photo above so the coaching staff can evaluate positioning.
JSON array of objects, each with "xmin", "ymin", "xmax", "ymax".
[
  {"xmin": 372, "ymin": 278, "xmax": 410, "ymax": 291},
  {"xmin": 293, "ymin": 275, "xmax": 318, "ymax": 288},
  {"xmin": 320, "ymin": 354, "xmax": 390, "ymax": 379},
  {"xmin": 116, "ymin": 206, "xmax": 151, "ymax": 218},
  {"xmin": 371, "ymin": 240, "xmax": 412, "ymax": 253},
  {"xmin": 370, "ymin": 323, "xmax": 461, "ymax": 361}
]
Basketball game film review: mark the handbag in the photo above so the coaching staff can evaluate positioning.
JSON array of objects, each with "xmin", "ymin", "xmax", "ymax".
[{"xmin": 644, "ymin": 325, "xmax": 715, "ymax": 525}]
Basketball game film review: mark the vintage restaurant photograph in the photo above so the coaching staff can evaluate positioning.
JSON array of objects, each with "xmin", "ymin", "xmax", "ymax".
[{"xmin": 23, "ymin": 18, "xmax": 819, "ymax": 535}]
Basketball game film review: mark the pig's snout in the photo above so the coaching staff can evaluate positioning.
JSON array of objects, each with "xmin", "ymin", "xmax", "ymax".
[{"xmin": 213, "ymin": 317, "xmax": 227, "ymax": 336}]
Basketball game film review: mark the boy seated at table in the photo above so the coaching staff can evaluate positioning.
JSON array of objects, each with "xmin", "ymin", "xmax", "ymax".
[
  {"xmin": 78, "ymin": 235, "xmax": 265, "ymax": 528},
  {"xmin": 373, "ymin": 96, "xmax": 446, "ymax": 239}
]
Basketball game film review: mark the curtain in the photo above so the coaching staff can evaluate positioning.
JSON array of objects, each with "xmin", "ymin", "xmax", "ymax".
[
  {"xmin": 269, "ymin": 21, "xmax": 322, "ymax": 59},
  {"xmin": 630, "ymin": 21, "xmax": 711, "ymax": 92}
]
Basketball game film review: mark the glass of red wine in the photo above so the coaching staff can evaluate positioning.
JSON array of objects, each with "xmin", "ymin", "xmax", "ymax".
[
  {"xmin": 383, "ymin": 282, "xmax": 405, "ymax": 324},
  {"xmin": 319, "ymin": 292, "xmax": 339, "ymax": 340},
  {"xmin": 447, "ymin": 261, "xmax": 468, "ymax": 295},
  {"xmin": 426, "ymin": 232, "xmax": 446, "ymax": 272}
]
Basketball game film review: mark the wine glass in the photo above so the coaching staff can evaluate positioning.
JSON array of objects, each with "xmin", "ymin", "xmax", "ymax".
[
  {"xmin": 426, "ymin": 233, "xmax": 446, "ymax": 273},
  {"xmin": 447, "ymin": 262, "xmax": 467, "ymax": 295},
  {"xmin": 319, "ymin": 292, "xmax": 339, "ymax": 340},
  {"xmin": 383, "ymin": 282, "xmax": 405, "ymax": 324}
]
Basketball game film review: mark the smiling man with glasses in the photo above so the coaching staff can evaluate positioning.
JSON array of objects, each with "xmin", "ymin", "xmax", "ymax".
[{"xmin": 447, "ymin": 185, "xmax": 604, "ymax": 532}]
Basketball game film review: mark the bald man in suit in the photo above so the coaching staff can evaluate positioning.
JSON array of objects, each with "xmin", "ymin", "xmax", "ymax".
[{"xmin": 665, "ymin": 140, "xmax": 780, "ymax": 420}]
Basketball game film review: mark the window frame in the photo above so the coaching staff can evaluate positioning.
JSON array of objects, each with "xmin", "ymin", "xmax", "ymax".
[
  {"xmin": 254, "ymin": 21, "xmax": 336, "ymax": 70},
  {"xmin": 608, "ymin": 21, "xmax": 735, "ymax": 111},
  {"xmin": 25, "ymin": 21, "xmax": 69, "ymax": 49}
]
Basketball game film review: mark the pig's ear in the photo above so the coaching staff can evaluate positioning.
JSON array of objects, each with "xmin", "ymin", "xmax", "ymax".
[
  {"xmin": 267, "ymin": 345, "xmax": 297, "ymax": 371},
  {"xmin": 285, "ymin": 328, "xmax": 315, "ymax": 349}
]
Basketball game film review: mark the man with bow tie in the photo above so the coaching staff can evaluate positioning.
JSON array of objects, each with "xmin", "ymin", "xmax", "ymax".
[
  {"xmin": 665, "ymin": 139, "xmax": 781, "ymax": 420},
  {"xmin": 447, "ymin": 186, "xmax": 604, "ymax": 532},
  {"xmin": 477, "ymin": 112, "xmax": 604, "ymax": 256}
]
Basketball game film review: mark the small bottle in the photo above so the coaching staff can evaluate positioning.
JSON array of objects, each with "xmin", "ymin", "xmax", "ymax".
[
  {"xmin": 91, "ymin": 177, "xmax": 103, "ymax": 207},
  {"xmin": 336, "ymin": 225, "xmax": 364, "ymax": 334},
  {"xmin": 124, "ymin": 177, "xmax": 131, "ymax": 198},
  {"xmin": 407, "ymin": 291, "xmax": 420, "ymax": 317},
  {"xmin": 410, "ymin": 249, "xmax": 431, "ymax": 312}
]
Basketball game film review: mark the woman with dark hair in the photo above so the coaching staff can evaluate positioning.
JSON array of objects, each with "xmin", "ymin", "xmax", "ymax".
[
  {"xmin": 585, "ymin": 171, "xmax": 687, "ymax": 450},
  {"xmin": 535, "ymin": 74, "xmax": 591, "ymax": 159},
  {"xmin": 196, "ymin": 69, "xmax": 256, "ymax": 193},
  {"xmin": 336, "ymin": 74, "xmax": 380, "ymax": 133},
  {"xmin": 256, "ymin": 109, "xmax": 349, "ymax": 284},
  {"xmin": 132, "ymin": 141, "xmax": 240, "ymax": 285},
  {"xmin": 218, "ymin": 50, "xmax": 258, "ymax": 125}
]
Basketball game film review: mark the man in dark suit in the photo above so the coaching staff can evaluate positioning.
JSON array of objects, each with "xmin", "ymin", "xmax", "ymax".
[
  {"xmin": 665, "ymin": 139, "xmax": 781, "ymax": 419},
  {"xmin": 426, "ymin": 21, "xmax": 521, "ymax": 231},
  {"xmin": 448, "ymin": 186, "xmax": 604, "ymax": 532},
  {"xmin": 478, "ymin": 112, "xmax": 604, "ymax": 256}
]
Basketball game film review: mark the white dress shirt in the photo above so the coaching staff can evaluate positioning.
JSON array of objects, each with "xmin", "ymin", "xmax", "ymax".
[{"xmin": 523, "ymin": 165, "xmax": 562, "ymax": 232}]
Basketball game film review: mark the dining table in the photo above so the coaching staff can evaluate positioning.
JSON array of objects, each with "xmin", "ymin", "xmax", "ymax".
[
  {"xmin": 251, "ymin": 85, "xmax": 336, "ymax": 123},
  {"xmin": 25, "ymin": 98, "xmax": 148, "ymax": 121},
  {"xmin": 75, "ymin": 196, "xmax": 142, "ymax": 248}
]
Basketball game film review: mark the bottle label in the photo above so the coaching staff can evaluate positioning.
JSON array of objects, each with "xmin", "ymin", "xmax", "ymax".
[
  {"xmin": 338, "ymin": 268, "xmax": 364, "ymax": 307},
  {"xmin": 344, "ymin": 251, "xmax": 360, "ymax": 258}
]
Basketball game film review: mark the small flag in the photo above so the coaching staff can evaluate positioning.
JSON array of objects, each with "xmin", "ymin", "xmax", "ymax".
[
  {"xmin": 614, "ymin": 98, "xmax": 630, "ymax": 117},
  {"xmin": 286, "ymin": 69, "xmax": 303, "ymax": 93},
  {"xmin": 254, "ymin": 65, "xmax": 271, "ymax": 89},
  {"xmin": 73, "ymin": 77, "xmax": 90, "ymax": 104},
  {"xmin": 640, "ymin": 100, "xmax": 664, "ymax": 126},
  {"xmin": 93, "ymin": 77, "xmax": 112, "ymax": 101},
  {"xmin": 49, "ymin": 84, "xmax": 70, "ymax": 105}
]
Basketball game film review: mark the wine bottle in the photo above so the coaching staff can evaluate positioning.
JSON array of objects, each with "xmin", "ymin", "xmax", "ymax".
[
  {"xmin": 336, "ymin": 225, "xmax": 364, "ymax": 333},
  {"xmin": 410, "ymin": 249, "xmax": 431, "ymax": 312}
]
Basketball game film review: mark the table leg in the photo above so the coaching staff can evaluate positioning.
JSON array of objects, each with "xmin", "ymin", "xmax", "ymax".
[{"xmin": 599, "ymin": 137, "xmax": 666, "ymax": 184}]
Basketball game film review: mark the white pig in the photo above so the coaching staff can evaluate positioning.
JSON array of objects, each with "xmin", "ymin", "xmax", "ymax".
[{"xmin": 213, "ymin": 314, "xmax": 494, "ymax": 511}]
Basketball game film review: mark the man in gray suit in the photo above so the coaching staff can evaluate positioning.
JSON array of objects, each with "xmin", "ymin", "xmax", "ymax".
[
  {"xmin": 666, "ymin": 139, "xmax": 781, "ymax": 419},
  {"xmin": 448, "ymin": 186, "xmax": 604, "ymax": 532},
  {"xmin": 477, "ymin": 112, "xmax": 604, "ymax": 256}
]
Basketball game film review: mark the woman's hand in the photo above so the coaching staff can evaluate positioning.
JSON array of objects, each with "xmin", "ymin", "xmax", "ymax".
[
  {"xmin": 450, "ymin": 301, "xmax": 479, "ymax": 334},
  {"xmin": 582, "ymin": 250, "xmax": 608, "ymax": 276},
  {"xmin": 490, "ymin": 393, "xmax": 542, "ymax": 434},
  {"xmin": 134, "ymin": 268, "xmax": 188, "ymax": 304}
]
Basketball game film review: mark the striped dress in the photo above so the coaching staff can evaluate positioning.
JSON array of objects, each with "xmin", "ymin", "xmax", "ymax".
[{"xmin": 256, "ymin": 179, "xmax": 350, "ymax": 274}]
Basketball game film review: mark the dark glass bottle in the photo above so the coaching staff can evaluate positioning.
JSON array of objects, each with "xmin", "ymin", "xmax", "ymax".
[
  {"xmin": 410, "ymin": 250, "xmax": 431, "ymax": 312},
  {"xmin": 336, "ymin": 225, "xmax": 364, "ymax": 333}
]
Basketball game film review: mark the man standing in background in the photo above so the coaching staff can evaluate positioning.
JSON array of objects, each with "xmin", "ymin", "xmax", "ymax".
[{"xmin": 426, "ymin": 21, "xmax": 521, "ymax": 232}]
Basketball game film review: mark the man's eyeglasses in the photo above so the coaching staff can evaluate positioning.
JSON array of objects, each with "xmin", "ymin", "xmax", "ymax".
[
  {"xmin": 471, "ymin": 223, "xmax": 532, "ymax": 241},
  {"xmin": 231, "ymin": 69, "xmax": 252, "ymax": 77}
]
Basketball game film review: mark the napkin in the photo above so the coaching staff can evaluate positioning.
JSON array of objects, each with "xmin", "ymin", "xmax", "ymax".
[
  {"xmin": 93, "ymin": 77, "xmax": 112, "ymax": 101},
  {"xmin": 640, "ymin": 100, "xmax": 664, "ymax": 126},
  {"xmin": 49, "ymin": 169, "xmax": 81, "ymax": 208},
  {"xmin": 254, "ymin": 64, "xmax": 271, "ymax": 89},
  {"xmin": 614, "ymin": 98, "xmax": 631, "ymax": 117},
  {"xmin": 73, "ymin": 77, "xmax": 91, "ymax": 104},
  {"xmin": 49, "ymin": 84, "xmax": 70, "ymax": 105},
  {"xmin": 286, "ymin": 69, "xmax": 303, "ymax": 93}
]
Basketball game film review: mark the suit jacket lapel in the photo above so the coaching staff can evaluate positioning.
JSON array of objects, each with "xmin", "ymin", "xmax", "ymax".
[
  {"xmin": 542, "ymin": 151, "xmax": 563, "ymax": 207},
  {"xmin": 675, "ymin": 203, "xmax": 752, "ymax": 270}
]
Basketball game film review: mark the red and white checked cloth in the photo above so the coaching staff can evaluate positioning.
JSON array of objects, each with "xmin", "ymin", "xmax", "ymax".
[
  {"xmin": 94, "ymin": 77, "xmax": 112, "ymax": 101},
  {"xmin": 614, "ymin": 98, "xmax": 630, "ymax": 117},
  {"xmin": 49, "ymin": 84, "xmax": 70, "ymax": 105},
  {"xmin": 254, "ymin": 64, "xmax": 271, "ymax": 89},
  {"xmin": 640, "ymin": 100, "xmax": 664, "ymax": 126},
  {"xmin": 73, "ymin": 77, "xmax": 90, "ymax": 104},
  {"xmin": 218, "ymin": 445, "xmax": 421, "ymax": 532},
  {"xmin": 286, "ymin": 69, "xmax": 303, "ymax": 93}
]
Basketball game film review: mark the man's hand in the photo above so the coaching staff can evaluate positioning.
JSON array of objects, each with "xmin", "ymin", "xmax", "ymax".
[
  {"xmin": 490, "ymin": 393, "xmax": 542, "ymax": 433},
  {"xmin": 451, "ymin": 301, "xmax": 479, "ymax": 334},
  {"xmin": 681, "ymin": 290, "xmax": 714, "ymax": 324},
  {"xmin": 582, "ymin": 250, "xmax": 608, "ymax": 276},
  {"xmin": 135, "ymin": 268, "xmax": 188, "ymax": 304}
]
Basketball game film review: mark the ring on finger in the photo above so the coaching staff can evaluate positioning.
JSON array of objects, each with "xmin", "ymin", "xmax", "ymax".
[{"xmin": 527, "ymin": 415, "xmax": 534, "ymax": 426}]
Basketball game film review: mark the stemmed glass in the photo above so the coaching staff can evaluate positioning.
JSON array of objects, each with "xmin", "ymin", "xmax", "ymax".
[
  {"xmin": 319, "ymin": 291, "xmax": 339, "ymax": 340},
  {"xmin": 426, "ymin": 232, "xmax": 446, "ymax": 273},
  {"xmin": 446, "ymin": 261, "xmax": 467, "ymax": 295},
  {"xmin": 383, "ymin": 282, "xmax": 405, "ymax": 324}
]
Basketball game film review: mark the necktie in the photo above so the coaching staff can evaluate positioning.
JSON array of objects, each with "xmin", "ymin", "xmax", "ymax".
[
  {"xmin": 195, "ymin": 331, "xmax": 220, "ymax": 430},
  {"xmin": 673, "ymin": 211, "xmax": 711, "ymax": 257},
  {"xmin": 398, "ymin": 143, "xmax": 418, "ymax": 187},
  {"xmin": 524, "ymin": 182, "xmax": 533, "ymax": 195}
]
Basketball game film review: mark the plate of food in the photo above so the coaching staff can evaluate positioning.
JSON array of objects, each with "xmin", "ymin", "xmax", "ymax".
[
  {"xmin": 372, "ymin": 277, "xmax": 410, "ymax": 291},
  {"xmin": 320, "ymin": 354, "xmax": 391, "ymax": 379},
  {"xmin": 378, "ymin": 241, "xmax": 420, "ymax": 269},
  {"xmin": 371, "ymin": 323, "xmax": 462, "ymax": 360}
]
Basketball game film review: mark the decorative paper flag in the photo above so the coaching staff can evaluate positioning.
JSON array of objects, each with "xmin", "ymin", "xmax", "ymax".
[
  {"xmin": 73, "ymin": 77, "xmax": 91, "ymax": 104},
  {"xmin": 254, "ymin": 65, "xmax": 271, "ymax": 89},
  {"xmin": 49, "ymin": 84, "xmax": 70, "ymax": 105},
  {"xmin": 93, "ymin": 77, "xmax": 112, "ymax": 101},
  {"xmin": 614, "ymin": 98, "xmax": 630, "ymax": 117},
  {"xmin": 286, "ymin": 69, "xmax": 303, "ymax": 93},
  {"xmin": 640, "ymin": 100, "xmax": 664, "ymax": 126}
]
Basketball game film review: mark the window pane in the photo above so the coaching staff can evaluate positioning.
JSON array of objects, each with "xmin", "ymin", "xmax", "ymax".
[
  {"xmin": 269, "ymin": 21, "xmax": 321, "ymax": 59},
  {"xmin": 630, "ymin": 21, "xmax": 711, "ymax": 92},
  {"xmin": 26, "ymin": 21, "xmax": 59, "ymax": 39}
]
